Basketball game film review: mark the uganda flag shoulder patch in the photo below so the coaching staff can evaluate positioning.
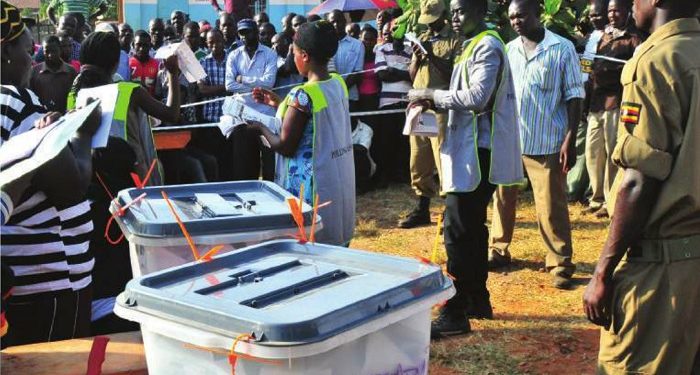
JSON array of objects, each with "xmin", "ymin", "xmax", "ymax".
[{"xmin": 620, "ymin": 102, "xmax": 642, "ymax": 125}]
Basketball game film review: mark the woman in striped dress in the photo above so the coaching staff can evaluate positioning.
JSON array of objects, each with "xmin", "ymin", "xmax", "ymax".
[{"xmin": 1, "ymin": 1, "xmax": 100, "ymax": 347}]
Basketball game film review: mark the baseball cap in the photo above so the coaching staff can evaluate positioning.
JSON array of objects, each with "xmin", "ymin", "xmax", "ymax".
[
  {"xmin": 418, "ymin": 0, "xmax": 446, "ymax": 25},
  {"xmin": 237, "ymin": 18, "xmax": 256, "ymax": 31}
]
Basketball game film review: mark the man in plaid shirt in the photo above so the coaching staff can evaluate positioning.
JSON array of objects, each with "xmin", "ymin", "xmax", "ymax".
[{"xmin": 198, "ymin": 29, "xmax": 228, "ymax": 122}]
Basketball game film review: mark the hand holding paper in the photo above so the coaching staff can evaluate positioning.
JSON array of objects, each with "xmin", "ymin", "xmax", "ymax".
[
  {"xmin": 76, "ymin": 83, "xmax": 119, "ymax": 148},
  {"xmin": 155, "ymin": 43, "xmax": 206, "ymax": 83},
  {"xmin": 407, "ymin": 88, "xmax": 436, "ymax": 102},
  {"xmin": 403, "ymin": 105, "xmax": 438, "ymax": 137},
  {"xmin": 222, "ymin": 96, "xmax": 281, "ymax": 134}
]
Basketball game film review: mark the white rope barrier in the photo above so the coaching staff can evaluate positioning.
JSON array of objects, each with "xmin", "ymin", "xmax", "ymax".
[
  {"xmin": 581, "ymin": 53, "xmax": 628, "ymax": 64},
  {"xmin": 151, "ymin": 108, "xmax": 410, "ymax": 132},
  {"xmin": 180, "ymin": 67, "xmax": 386, "ymax": 109}
]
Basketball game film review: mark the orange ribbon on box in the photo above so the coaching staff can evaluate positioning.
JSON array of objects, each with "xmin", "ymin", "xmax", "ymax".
[{"xmin": 160, "ymin": 190, "xmax": 224, "ymax": 262}]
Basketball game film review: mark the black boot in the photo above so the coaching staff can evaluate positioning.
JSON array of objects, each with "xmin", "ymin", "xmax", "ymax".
[
  {"xmin": 398, "ymin": 196, "xmax": 431, "ymax": 228},
  {"xmin": 431, "ymin": 307, "xmax": 471, "ymax": 339},
  {"xmin": 465, "ymin": 295, "xmax": 494, "ymax": 320}
]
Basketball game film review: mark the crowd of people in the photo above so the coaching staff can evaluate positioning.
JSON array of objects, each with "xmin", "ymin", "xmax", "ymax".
[{"xmin": 1, "ymin": 0, "xmax": 699, "ymax": 373}]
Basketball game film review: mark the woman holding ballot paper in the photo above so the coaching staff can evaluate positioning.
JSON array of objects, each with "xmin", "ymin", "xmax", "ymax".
[
  {"xmin": 68, "ymin": 31, "xmax": 182, "ymax": 186},
  {"xmin": 248, "ymin": 20, "xmax": 355, "ymax": 247}
]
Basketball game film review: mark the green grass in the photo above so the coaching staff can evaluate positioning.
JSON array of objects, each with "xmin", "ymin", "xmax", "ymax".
[{"xmin": 351, "ymin": 184, "xmax": 607, "ymax": 374}]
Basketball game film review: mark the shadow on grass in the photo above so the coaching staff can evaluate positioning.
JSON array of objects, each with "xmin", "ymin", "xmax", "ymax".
[{"xmin": 493, "ymin": 258, "xmax": 597, "ymax": 278}]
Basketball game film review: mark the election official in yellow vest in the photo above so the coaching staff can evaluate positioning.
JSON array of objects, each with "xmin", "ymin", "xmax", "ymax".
[{"xmin": 408, "ymin": 0, "xmax": 523, "ymax": 338}]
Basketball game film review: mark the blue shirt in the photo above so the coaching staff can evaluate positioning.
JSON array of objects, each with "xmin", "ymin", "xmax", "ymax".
[
  {"xmin": 225, "ymin": 43, "xmax": 278, "ymax": 116},
  {"xmin": 199, "ymin": 52, "xmax": 228, "ymax": 122},
  {"xmin": 117, "ymin": 50, "xmax": 130, "ymax": 82},
  {"xmin": 507, "ymin": 29, "xmax": 585, "ymax": 155},
  {"xmin": 331, "ymin": 35, "xmax": 364, "ymax": 101}
]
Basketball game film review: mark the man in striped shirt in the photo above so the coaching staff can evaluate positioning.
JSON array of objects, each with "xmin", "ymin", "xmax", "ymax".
[{"xmin": 489, "ymin": 0, "xmax": 584, "ymax": 290}]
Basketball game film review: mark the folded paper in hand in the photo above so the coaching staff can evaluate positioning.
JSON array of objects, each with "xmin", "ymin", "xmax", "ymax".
[
  {"xmin": 405, "ymin": 32, "xmax": 427, "ymax": 54},
  {"xmin": 155, "ymin": 43, "xmax": 207, "ymax": 83},
  {"xmin": 403, "ymin": 106, "xmax": 438, "ymax": 137},
  {"xmin": 76, "ymin": 84, "xmax": 118, "ymax": 148},
  {"xmin": 221, "ymin": 96, "xmax": 281, "ymax": 134},
  {"xmin": 0, "ymin": 100, "xmax": 101, "ymax": 186},
  {"xmin": 217, "ymin": 115, "xmax": 242, "ymax": 138}
]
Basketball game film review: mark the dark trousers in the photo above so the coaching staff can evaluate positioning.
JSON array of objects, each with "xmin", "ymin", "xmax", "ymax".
[
  {"xmin": 3, "ymin": 286, "xmax": 92, "ymax": 348},
  {"xmin": 369, "ymin": 102, "xmax": 410, "ymax": 184},
  {"xmin": 224, "ymin": 126, "xmax": 267, "ymax": 181},
  {"xmin": 159, "ymin": 149, "xmax": 210, "ymax": 184},
  {"xmin": 443, "ymin": 148, "xmax": 496, "ymax": 311}
]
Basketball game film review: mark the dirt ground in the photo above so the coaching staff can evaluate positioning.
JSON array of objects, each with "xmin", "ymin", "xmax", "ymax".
[{"xmin": 350, "ymin": 184, "xmax": 607, "ymax": 374}]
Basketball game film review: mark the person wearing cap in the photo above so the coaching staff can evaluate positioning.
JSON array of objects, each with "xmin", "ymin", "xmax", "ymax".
[
  {"xmin": 225, "ymin": 18, "xmax": 278, "ymax": 180},
  {"xmin": 399, "ymin": 0, "xmax": 462, "ymax": 228},
  {"xmin": 408, "ymin": 0, "xmax": 523, "ymax": 337},
  {"xmin": 250, "ymin": 20, "xmax": 355, "ymax": 246},
  {"xmin": 1, "ymin": 0, "xmax": 102, "ymax": 346}
]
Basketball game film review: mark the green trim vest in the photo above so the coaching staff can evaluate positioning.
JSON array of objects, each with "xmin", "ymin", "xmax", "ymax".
[
  {"xmin": 275, "ymin": 74, "xmax": 356, "ymax": 246},
  {"xmin": 441, "ymin": 30, "xmax": 524, "ymax": 193},
  {"xmin": 69, "ymin": 82, "xmax": 163, "ymax": 186}
]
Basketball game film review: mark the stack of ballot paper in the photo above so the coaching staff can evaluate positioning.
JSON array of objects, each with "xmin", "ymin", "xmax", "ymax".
[
  {"xmin": 403, "ymin": 105, "xmax": 438, "ymax": 137},
  {"xmin": 155, "ymin": 42, "xmax": 207, "ymax": 83},
  {"xmin": 221, "ymin": 96, "xmax": 281, "ymax": 134},
  {"xmin": 217, "ymin": 115, "xmax": 242, "ymax": 138}
]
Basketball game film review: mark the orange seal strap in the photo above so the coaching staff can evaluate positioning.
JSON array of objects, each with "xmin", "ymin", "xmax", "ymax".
[
  {"xmin": 130, "ymin": 159, "xmax": 158, "ymax": 189},
  {"xmin": 182, "ymin": 335, "xmax": 283, "ymax": 374},
  {"xmin": 160, "ymin": 191, "xmax": 224, "ymax": 262},
  {"xmin": 96, "ymin": 172, "xmax": 125, "ymax": 245},
  {"xmin": 286, "ymin": 197, "xmax": 307, "ymax": 243},
  {"xmin": 86, "ymin": 336, "xmax": 110, "ymax": 375},
  {"xmin": 161, "ymin": 190, "xmax": 201, "ymax": 261},
  {"xmin": 309, "ymin": 194, "xmax": 320, "ymax": 243}
]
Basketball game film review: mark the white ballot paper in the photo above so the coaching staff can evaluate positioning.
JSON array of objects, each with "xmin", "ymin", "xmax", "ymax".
[
  {"xmin": 155, "ymin": 43, "xmax": 207, "ymax": 83},
  {"xmin": 405, "ymin": 32, "xmax": 428, "ymax": 54},
  {"xmin": 76, "ymin": 84, "xmax": 118, "ymax": 148},
  {"xmin": 403, "ymin": 106, "xmax": 438, "ymax": 137},
  {"xmin": 221, "ymin": 96, "xmax": 281, "ymax": 134},
  {"xmin": 0, "ymin": 101, "xmax": 101, "ymax": 186},
  {"xmin": 217, "ymin": 115, "xmax": 243, "ymax": 138}
]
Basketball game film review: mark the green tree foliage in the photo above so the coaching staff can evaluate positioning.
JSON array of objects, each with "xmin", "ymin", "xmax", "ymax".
[{"xmin": 393, "ymin": 0, "xmax": 590, "ymax": 43}]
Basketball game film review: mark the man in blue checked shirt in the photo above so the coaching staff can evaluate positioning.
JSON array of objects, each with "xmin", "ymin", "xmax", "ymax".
[
  {"xmin": 488, "ymin": 0, "xmax": 584, "ymax": 290},
  {"xmin": 199, "ymin": 29, "xmax": 229, "ymax": 122},
  {"xmin": 327, "ymin": 9, "xmax": 365, "ymax": 108},
  {"xmin": 225, "ymin": 18, "xmax": 278, "ymax": 180}
]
